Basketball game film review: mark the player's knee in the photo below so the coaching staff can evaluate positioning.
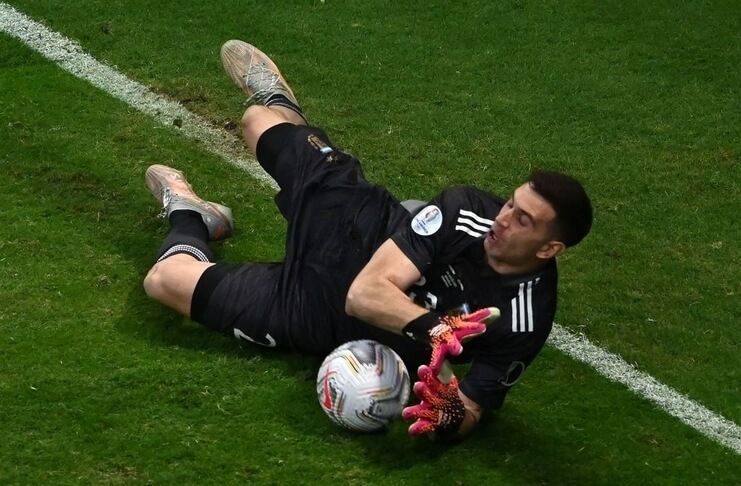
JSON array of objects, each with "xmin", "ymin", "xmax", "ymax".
[
  {"xmin": 241, "ymin": 105, "xmax": 271, "ymax": 135},
  {"xmin": 143, "ymin": 263, "xmax": 166, "ymax": 301}
]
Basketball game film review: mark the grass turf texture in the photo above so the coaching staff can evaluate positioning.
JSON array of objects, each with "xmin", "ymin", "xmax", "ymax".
[{"xmin": 1, "ymin": 1, "xmax": 739, "ymax": 484}]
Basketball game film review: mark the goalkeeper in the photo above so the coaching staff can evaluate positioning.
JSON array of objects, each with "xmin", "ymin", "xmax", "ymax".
[{"xmin": 143, "ymin": 40, "xmax": 593, "ymax": 440}]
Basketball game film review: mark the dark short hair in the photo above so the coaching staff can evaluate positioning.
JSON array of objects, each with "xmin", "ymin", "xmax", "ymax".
[{"xmin": 528, "ymin": 170, "xmax": 592, "ymax": 247}]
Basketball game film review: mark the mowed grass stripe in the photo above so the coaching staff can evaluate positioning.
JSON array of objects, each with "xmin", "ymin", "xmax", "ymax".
[
  {"xmin": 1, "ymin": 0, "xmax": 739, "ymax": 458},
  {"xmin": 0, "ymin": 1, "xmax": 276, "ymax": 191}
]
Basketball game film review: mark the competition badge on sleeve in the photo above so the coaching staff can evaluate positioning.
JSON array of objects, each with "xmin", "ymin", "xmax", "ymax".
[{"xmin": 411, "ymin": 205, "xmax": 443, "ymax": 236}]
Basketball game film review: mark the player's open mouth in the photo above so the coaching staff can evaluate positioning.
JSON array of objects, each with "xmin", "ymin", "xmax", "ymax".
[{"xmin": 485, "ymin": 230, "xmax": 498, "ymax": 248}]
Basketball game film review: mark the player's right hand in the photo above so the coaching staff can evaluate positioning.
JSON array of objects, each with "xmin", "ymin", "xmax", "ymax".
[
  {"xmin": 427, "ymin": 307, "xmax": 499, "ymax": 374},
  {"xmin": 402, "ymin": 364, "xmax": 465, "ymax": 437}
]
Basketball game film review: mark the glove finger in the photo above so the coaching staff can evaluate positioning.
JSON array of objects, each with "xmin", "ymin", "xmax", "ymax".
[
  {"xmin": 408, "ymin": 418, "xmax": 436, "ymax": 436},
  {"xmin": 404, "ymin": 401, "xmax": 437, "ymax": 423},
  {"xmin": 463, "ymin": 306, "xmax": 501, "ymax": 324},
  {"xmin": 412, "ymin": 380, "xmax": 432, "ymax": 400},
  {"xmin": 419, "ymin": 365, "xmax": 448, "ymax": 395},
  {"xmin": 446, "ymin": 338, "xmax": 463, "ymax": 357},
  {"xmin": 417, "ymin": 364, "xmax": 433, "ymax": 381},
  {"xmin": 454, "ymin": 322, "xmax": 487, "ymax": 342},
  {"xmin": 418, "ymin": 364, "xmax": 439, "ymax": 387},
  {"xmin": 428, "ymin": 344, "xmax": 448, "ymax": 375},
  {"xmin": 402, "ymin": 403, "xmax": 429, "ymax": 421},
  {"xmin": 428, "ymin": 342, "xmax": 461, "ymax": 377},
  {"xmin": 420, "ymin": 364, "xmax": 450, "ymax": 396}
]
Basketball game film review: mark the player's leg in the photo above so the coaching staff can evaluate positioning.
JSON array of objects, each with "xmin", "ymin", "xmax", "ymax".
[
  {"xmin": 142, "ymin": 164, "xmax": 233, "ymax": 317},
  {"xmin": 220, "ymin": 39, "xmax": 338, "ymax": 215},
  {"xmin": 239, "ymin": 105, "xmax": 292, "ymax": 156},
  {"xmin": 143, "ymin": 254, "xmax": 213, "ymax": 316},
  {"xmin": 143, "ymin": 164, "xmax": 292, "ymax": 348},
  {"xmin": 220, "ymin": 40, "xmax": 308, "ymax": 154},
  {"xmin": 187, "ymin": 261, "xmax": 289, "ymax": 348}
]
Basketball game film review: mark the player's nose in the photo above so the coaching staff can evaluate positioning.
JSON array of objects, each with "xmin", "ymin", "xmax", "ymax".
[{"xmin": 495, "ymin": 208, "xmax": 510, "ymax": 227}]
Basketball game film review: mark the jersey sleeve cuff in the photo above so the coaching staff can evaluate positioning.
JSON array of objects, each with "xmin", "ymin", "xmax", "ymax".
[{"xmin": 389, "ymin": 233, "xmax": 429, "ymax": 274}]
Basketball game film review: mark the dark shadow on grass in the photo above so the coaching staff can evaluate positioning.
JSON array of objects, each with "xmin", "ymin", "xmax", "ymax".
[
  {"xmin": 112, "ymin": 276, "xmax": 320, "ymax": 379},
  {"xmin": 341, "ymin": 409, "xmax": 605, "ymax": 485}
]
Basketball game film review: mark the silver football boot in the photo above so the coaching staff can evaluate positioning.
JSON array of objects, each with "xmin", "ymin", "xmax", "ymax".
[
  {"xmin": 145, "ymin": 164, "xmax": 234, "ymax": 241},
  {"xmin": 220, "ymin": 39, "xmax": 299, "ymax": 105}
]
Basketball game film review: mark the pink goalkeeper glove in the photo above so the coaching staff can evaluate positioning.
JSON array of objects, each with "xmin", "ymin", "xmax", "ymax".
[
  {"xmin": 402, "ymin": 364, "xmax": 465, "ymax": 436},
  {"xmin": 402, "ymin": 307, "xmax": 500, "ymax": 375}
]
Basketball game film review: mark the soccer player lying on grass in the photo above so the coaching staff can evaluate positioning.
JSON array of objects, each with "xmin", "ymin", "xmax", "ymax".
[{"xmin": 143, "ymin": 40, "xmax": 593, "ymax": 441}]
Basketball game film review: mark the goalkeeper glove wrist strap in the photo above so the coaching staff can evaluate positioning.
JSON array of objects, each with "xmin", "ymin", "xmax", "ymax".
[{"xmin": 402, "ymin": 312, "xmax": 441, "ymax": 343}]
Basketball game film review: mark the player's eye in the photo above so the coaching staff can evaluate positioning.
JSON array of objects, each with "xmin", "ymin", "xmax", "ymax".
[{"xmin": 506, "ymin": 200, "xmax": 513, "ymax": 208}]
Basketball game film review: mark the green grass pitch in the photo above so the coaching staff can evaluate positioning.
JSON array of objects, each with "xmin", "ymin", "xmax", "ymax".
[{"xmin": 1, "ymin": 1, "xmax": 739, "ymax": 484}]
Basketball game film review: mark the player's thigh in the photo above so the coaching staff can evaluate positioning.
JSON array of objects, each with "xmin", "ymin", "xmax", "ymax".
[
  {"xmin": 259, "ymin": 123, "xmax": 370, "ymax": 222},
  {"xmin": 240, "ymin": 105, "xmax": 292, "ymax": 155},
  {"xmin": 144, "ymin": 255, "xmax": 214, "ymax": 317},
  {"xmin": 190, "ymin": 262, "xmax": 290, "ymax": 348}
]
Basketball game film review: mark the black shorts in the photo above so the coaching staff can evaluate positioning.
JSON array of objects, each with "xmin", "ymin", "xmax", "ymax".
[{"xmin": 190, "ymin": 123, "xmax": 411, "ymax": 356}]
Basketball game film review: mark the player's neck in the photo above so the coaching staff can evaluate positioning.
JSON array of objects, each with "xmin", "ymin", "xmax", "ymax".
[{"xmin": 487, "ymin": 255, "xmax": 548, "ymax": 276}]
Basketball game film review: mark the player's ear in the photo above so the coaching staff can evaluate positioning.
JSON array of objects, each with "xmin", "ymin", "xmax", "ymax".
[{"xmin": 536, "ymin": 240, "xmax": 565, "ymax": 260}]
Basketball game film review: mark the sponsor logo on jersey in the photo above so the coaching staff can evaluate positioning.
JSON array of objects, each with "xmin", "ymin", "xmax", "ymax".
[{"xmin": 411, "ymin": 205, "xmax": 443, "ymax": 235}]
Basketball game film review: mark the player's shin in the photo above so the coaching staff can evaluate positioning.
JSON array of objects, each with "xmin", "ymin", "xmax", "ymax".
[{"xmin": 156, "ymin": 210, "xmax": 214, "ymax": 263}]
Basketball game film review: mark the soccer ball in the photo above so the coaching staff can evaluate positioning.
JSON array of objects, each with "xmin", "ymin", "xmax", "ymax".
[{"xmin": 317, "ymin": 340, "xmax": 410, "ymax": 432}]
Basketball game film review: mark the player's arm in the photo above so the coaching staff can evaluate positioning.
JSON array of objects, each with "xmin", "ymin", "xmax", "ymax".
[
  {"xmin": 348, "ymin": 187, "xmax": 487, "ymax": 335},
  {"xmin": 347, "ymin": 238, "xmax": 498, "ymax": 377},
  {"xmin": 346, "ymin": 239, "xmax": 496, "ymax": 344},
  {"xmin": 345, "ymin": 238, "xmax": 427, "ymax": 334},
  {"xmin": 456, "ymin": 389, "xmax": 483, "ymax": 438}
]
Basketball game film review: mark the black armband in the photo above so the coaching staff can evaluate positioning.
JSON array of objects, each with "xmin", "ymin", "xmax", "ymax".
[{"xmin": 402, "ymin": 312, "xmax": 441, "ymax": 343}]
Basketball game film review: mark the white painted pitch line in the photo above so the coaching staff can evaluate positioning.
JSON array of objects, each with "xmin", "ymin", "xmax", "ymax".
[
  {"xmin": 549, "ymin": 325, "xmax": 740, "ymax": 454},
  {"xmin": 1, "ymin": 1, "xmax": 739, "ymax": 456},
  {"xmin": 0, "ymin": 2, "xmax": 278, "ymax": 191}
]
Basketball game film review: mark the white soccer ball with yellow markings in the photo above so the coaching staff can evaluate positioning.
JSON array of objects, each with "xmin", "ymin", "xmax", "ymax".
[{"xmin": 317, "ymin": 340, "xmax": 410, "ymax": 432}]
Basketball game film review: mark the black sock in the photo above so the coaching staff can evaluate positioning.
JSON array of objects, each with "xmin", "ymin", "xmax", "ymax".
[
  {"xmin": 156, "ymin": 210, "xmax": 214, "ymax": 262},
  {"xmin": 266, "ymin": 94, "xmax": 308, "ymax": 124}
]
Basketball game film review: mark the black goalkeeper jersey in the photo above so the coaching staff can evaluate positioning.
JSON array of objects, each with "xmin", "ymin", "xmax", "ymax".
[
  {"xmin": 389, "ymin": 186, "xmax": 558, "ymax": 409},
  {"xmin": 324, "ymin": 185, "xmax": 558, "ymax": 410}
]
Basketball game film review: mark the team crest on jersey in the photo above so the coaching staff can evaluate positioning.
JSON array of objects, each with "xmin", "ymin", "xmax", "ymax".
[
  {"xmin": 411, "ymin": 205, "xmax": 443, "ymax": 236},
  {"xmin": 307, "ymin": 134, "xmax": 334, "ymax": 154}
]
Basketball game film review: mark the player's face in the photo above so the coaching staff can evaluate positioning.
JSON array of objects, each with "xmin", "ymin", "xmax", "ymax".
[{"xmin": 484, "ymin": 183, "xmax": 560, "ymax": 273}]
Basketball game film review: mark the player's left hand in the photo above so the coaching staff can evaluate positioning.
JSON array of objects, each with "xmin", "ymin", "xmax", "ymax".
[{"xmin": 402, "ymin": 364, "xmax": 465, "ymax": 437}]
